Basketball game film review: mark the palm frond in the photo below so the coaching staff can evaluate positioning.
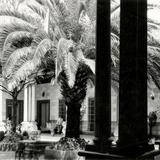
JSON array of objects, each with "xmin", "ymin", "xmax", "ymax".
[
  {"xmin": 7, "ymin": 60, "xmax": 36, "ymax": 91},
  {"xmin": 25, "ymin": 1, "xmax": 46, "ymax": 19},
  {"xmin": 3, "ymin": 47, "xmax": 34, "ymax": 76},
  {"xmin": 56, "ymin": 38, "xmax": 75, "ymax": 85},
  {"xmin": 83, "ymin": 58, "xmax": 95, "ymax": 74},
  {"xmin": 40, "ymin": 46, "xmax": 57, "ymax": 69},
  {"xmin": 33, "ymin": 38, "xmax": 53, "ymax": 65},
  {"xmin": 53, "ymin": 0, "xmax": 70, "ymax": 17},
  {"xmin": 0, "ymin": 22, "xmax": 36, "ymax": 53},
  {"xmin": 4, "ymin": 55, "xmax": 29, "ymax": 81},
  {"xmin": 32, "ymin": 30, "xmax": 49, "ymax": 46},
  {"xmin": 1, "ymin": 31, "xmax": 33, "ymax": 60},
  {"xmin": 0, "ymin": 7, "xmax": 42, "ymax": 26}
]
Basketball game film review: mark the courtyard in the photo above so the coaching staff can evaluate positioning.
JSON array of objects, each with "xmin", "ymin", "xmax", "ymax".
[
  {"xmin": 0, "ymin": 134, "xmax": 94, "ymax": 160},
  {"xmin": 0, "ymin": 0, "xmax": 160, "ymax": 160}
]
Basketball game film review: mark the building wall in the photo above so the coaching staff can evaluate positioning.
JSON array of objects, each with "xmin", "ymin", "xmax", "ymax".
[
  {"xmin": 1, "ymin": 81, "xmax": 119, "ymax": 133},
  {"xmin": 35, "ymin": 82, "xmax": 61, "ymax": 121},
  {"xmin": 34, "ymin": 83, "xmax": 96, "ymax": 131},
  {"xmin": 34, "ymin": 82, "xmax": 119, "ymax": 133},
  {"xmin": 2, "ymin": 80, "xmax": 160, "ymax": 135}
]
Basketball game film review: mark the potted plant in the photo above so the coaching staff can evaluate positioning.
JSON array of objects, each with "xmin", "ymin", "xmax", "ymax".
[
  {"xmin": 0, "ymin": 131, "xmax": 22, "ymax": 151},
  {"xmin": 45, "ymin": 137, "xmax": 87, "ymax": 160}
]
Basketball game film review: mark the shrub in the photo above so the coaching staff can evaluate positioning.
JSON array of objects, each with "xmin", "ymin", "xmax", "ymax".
[
  {"xmin": 0, "ymin": 132, "xmax": 22, "ymax": 151},
  {"xmin": 2, "ymin": 132, "xmax": 22, "ymax": 143},
  {"xmin": 49, "ymin": 137, "xmax": 88, "ymax": 151}
]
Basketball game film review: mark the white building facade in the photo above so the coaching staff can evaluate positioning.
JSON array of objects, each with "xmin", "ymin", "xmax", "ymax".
[{"xmin": 0, "ymin": 78, "xmax": 119, "ymax": 135}]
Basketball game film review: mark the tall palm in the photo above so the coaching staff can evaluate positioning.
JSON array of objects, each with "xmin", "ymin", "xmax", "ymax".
[
  {"xmin": 0, "ymin": 0, "xmax": 95, "ymax": 137},
  {"xmin": 0, "ymin": 0, "xmax": 54, "ymax": 129},
  {"xmin": 2, "ymin": 0, "xmax": 160, "ymax": 136},
  {"xmin": 59, "ymin": 62, "xmax": 93, "ymax": 138}
]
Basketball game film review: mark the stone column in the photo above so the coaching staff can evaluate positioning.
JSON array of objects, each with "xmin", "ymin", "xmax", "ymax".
[
  {"xmin": 117, "ymin": 0, "xmax": 152, "ymax": 156},
  {"xmin": 93, "ymin": 0, "xmax": 111, "ymax": 152},
  {"xmin": 31, "ymin": 84, "xmax": 36, "ymax": 121},
  {"xmin": 28, "ymin": 85, "xmax": 32, "ymax": 121},
  {"xmin": 21, "ymin": 84, "xmax": 37, "ymax": 133},
  {"xmin": 23, "ymin": 85, "xmax": 28, "ymax": 122},
  {"xmin": 0, "ymin": 81, "xmax": 3, "ymax": 122},
  {"xmin": 0, "ymin": 79, "xmax": 5, "ymax": 132}
]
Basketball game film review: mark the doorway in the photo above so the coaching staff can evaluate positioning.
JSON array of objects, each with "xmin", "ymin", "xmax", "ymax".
[
  {"xmin": 37, "ymin": 100, "xmax": 50, "ymax": 129},
  {"xmin": 6, "ymin": 99, "xmax": 23, "ymax": 124}
]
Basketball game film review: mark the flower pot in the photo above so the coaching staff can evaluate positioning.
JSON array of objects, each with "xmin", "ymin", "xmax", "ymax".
[{"xmin": 45, "ymin": 147, "xmax": 84, "ymax": 160}]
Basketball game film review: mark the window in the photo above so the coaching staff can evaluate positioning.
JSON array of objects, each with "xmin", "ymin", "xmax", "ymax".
[
  {"xmin": 59, "ymin": 99, "xmax": 66, "ymax": 121},
  {"xmin": 88, "ymin": 98, "xmax": 95, "ymax": 131}
]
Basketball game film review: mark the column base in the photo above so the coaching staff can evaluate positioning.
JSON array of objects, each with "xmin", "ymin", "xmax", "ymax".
[
  {"xmin": 86, "ymin": 137, "xmax": 113, "ymax": 152},
  {"xmin": 110, "ymin": 141, "xmax": 154, "ymax": 158},
  {"xmin": 21, "ymin": 121, "xmax": 38, "ymax": 133},
  {"xmin": 0, "ymin": 122, "xmax": 6, "ymax": 132}
]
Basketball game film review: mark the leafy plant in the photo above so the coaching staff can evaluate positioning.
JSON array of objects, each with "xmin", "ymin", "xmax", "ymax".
[
  {"xmin": 4, "ymin": 118, "xmax": 13, "ymax": 134},
  {"xmin": 49, "ymin": 137, "xmax": 88, "ymax": 151},
  {"xmin": 1, "ymin": 132, "xmax": 22, "ymax": 144}
]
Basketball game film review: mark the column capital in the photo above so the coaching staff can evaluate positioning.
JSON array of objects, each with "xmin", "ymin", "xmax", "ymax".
[{"xmin": 25, "ymin": 79, "xmax": 36, "ymax": 87}]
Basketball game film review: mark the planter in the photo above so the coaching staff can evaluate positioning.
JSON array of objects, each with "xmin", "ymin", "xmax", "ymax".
[{"xmin": 45, "ymin": 146, "xmax": 85, "ymax": 160}]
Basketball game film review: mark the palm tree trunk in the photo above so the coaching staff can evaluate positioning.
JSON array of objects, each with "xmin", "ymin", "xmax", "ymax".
[
  {"xmin": 12, "ymin": 96, "xmax": 18, "ymax": 132},
  {"xmin": 149, "ymin": 124, "xmax": 152, "ymax": 138},
  {"xmin": 65, "ymin": 103, "xmax": 81, "ymax": 138}
]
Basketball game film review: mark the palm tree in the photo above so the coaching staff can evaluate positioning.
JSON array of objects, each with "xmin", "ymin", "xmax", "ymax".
[
  {"xmin": 0, "ymin": 0, "xmax": 95, "ymax": 137},
  {"xmin": 0, "ymin": 0, "xmax": 55, "ymax": 129},
  {"xmin": 59, "ymin": 62, "xmax": 93, "ymax": 138},
  {"xmin": 1, "ymin": 0, "xmax": 160, "ymax": 137}
]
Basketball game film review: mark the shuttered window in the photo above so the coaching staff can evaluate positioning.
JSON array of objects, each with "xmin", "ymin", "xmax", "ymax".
[
  {"xmin": 59, "ymin": 99, "xmax": 66, "ymax": 121},
  {"xmin": 88, "ymin": 98, "xmax": 95, "ymax": 131}
]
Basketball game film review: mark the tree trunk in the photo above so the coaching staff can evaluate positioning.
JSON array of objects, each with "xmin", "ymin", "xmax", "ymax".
[
  {"xmin": 65, "ymin": 103, "xmax": 81, "ymax": 138},
  {"xmin": 12, "ymin": 96, "xmax": 18, "ymax": 132},
  {"xmin": 149, "ymin": 124, "xmax": 152, "ymax": 138}
]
